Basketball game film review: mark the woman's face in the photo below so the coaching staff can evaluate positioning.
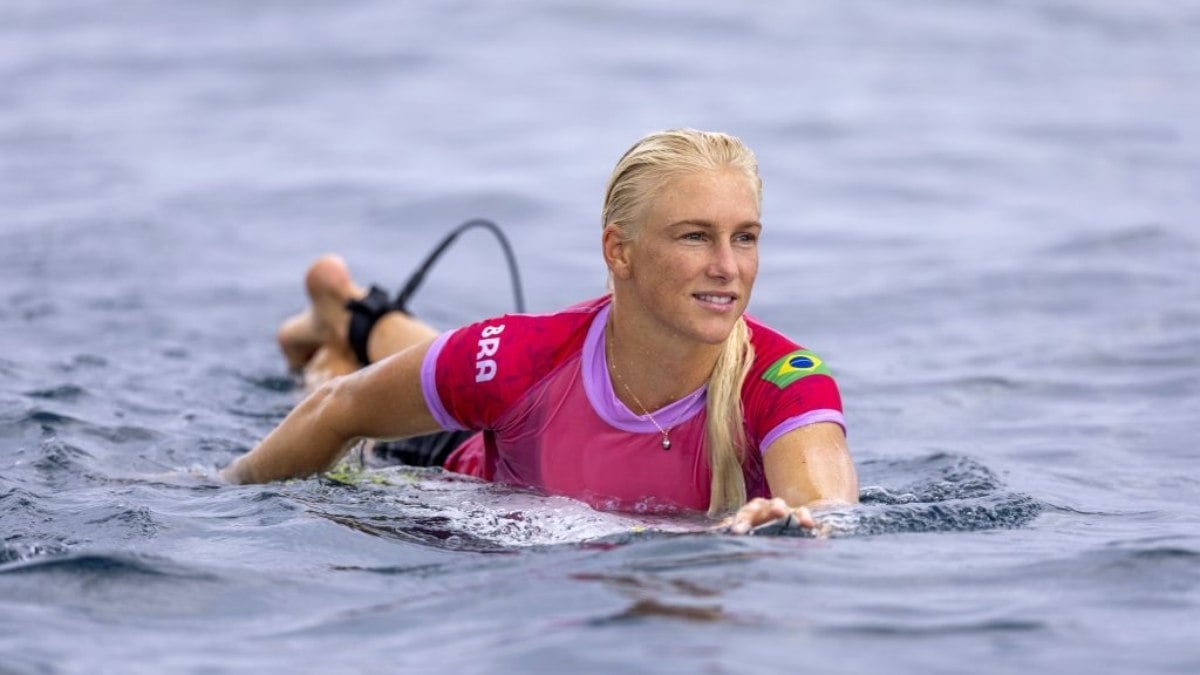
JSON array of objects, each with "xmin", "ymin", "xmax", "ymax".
[{"xmin": 611, "ymin": 167, "xmax": 761, "ymax": 346}]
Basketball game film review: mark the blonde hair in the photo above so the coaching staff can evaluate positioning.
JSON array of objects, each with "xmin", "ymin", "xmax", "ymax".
[{"xmin": 602, "ymin": 129, "xmax": 760, "ymax": 516}]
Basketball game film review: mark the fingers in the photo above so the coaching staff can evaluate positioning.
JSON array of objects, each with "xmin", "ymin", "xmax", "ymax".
[
  {"xmin": 728, "ymin": 497, "xmax": 788, "ymax": 535},
  {"xmin": 793, "ymin": 506, "xmax": 815, "ymax": 529},
  {"xmin": 726, "ymin": 499, "xmax": 821, "ymax": 536}
]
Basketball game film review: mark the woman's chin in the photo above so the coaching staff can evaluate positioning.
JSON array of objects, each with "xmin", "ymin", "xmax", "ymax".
[{"xmin": 682, "ymin": 317, "xmax": 743, "ymax": 346}]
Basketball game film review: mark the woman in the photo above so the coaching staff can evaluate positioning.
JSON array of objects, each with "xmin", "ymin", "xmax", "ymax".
[{"xmin": 221, "ymin": 129, "xmax": 858, "ymax": 534}]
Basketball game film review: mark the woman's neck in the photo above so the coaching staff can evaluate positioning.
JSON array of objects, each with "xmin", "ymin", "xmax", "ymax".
[{"xmin": 605, "ymin": 302, "xmax": 722, "ymax": 412}]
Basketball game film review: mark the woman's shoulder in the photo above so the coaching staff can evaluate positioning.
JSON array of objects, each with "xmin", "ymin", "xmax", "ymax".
[
  {"xmin": 743, "ymin": 314, "xmax": 836, "ymax": 387},
  {"xmin": 745, "ymin": 314, "xmax": 806, "ymax": 359},
  {"xmin": 438, "ymin": 295, "xmax": 609, "ymax": 373},
  {"xmin": 487, "ymin": 294, "xmax": 609, "ymax": 335},
  {"xmin": 740, "ymin": 314, "xmax": 844, "ymax": 443}
]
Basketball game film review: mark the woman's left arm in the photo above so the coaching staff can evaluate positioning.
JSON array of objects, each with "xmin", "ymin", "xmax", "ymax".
[{"xmin": 727, "ymin": 422, "xmax": 858, "ymax": 534}]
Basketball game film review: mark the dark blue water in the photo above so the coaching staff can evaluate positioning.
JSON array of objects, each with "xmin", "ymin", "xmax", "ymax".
[{"xmin": 2, "ymin": 1, "xmax": 1198, "ymax": 673}]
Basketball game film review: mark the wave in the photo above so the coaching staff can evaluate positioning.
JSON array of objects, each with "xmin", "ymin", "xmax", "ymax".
[
  {"xmin": 0, "ymin": 541, "xmax": 70, "ymax": 566},
  {"xmin": 30, "ymin": 437, "xmax": 95, "ymax": 480},
  {"xmin": 23, "ymin": 383, "xmax": 88, "ymax": 401},
  {"xmin": 1023, "ymin": 538, "xmax": 1200, "ymax": 592},
  {"xmin": 0, "ymin": 550, "xmax": 216, "ymax": 583},
  {"xmin": 13, "ymin": 406, "xmax": 163, "ymax": 452},
  {"xmin": 772, "ymin": 492, "xmax": 1043, "ymax": 538},
  {"xmin": 744, "ymin": 453, "xmax": 1042, "ymax": 538},
  {"xmin": 822, "ymin": 616, "xmax": 1047, "ymax": 637},
  {"xmin": 288, "ymin": 452, "xmax": 1042, "ymax": 549},
  {"xmin": 297, "ymin": 468, "xmax": 702, "ymax": 552}
]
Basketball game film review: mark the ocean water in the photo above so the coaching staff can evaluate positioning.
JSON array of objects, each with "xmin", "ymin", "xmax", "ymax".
[{"xmin": 2, "ymin": 1, "xmax": 1198, "ymax": 673}]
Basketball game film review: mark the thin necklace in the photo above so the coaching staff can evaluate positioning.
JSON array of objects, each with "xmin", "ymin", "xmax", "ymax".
[{"xmin": 606, "ymin": 327, "xmax": 680, "ymax": 451}]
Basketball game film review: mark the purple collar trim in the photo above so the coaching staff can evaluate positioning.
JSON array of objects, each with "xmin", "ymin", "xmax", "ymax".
[{"xmin": 581, "ymin": 302, "xmax": 707, "ymax": 434}]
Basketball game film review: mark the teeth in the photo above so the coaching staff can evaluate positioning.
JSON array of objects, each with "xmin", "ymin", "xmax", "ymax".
[{"xmin": 696, "ymin": 294, "xmax": 733, "ymax": 305}]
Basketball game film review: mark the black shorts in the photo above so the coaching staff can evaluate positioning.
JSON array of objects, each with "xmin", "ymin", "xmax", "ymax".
[{"xmin": 371, "ymin": 430, "xmax": 475, "ymax": 468}]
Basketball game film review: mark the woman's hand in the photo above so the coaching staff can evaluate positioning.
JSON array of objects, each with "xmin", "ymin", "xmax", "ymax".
[
  {"xmin": 723, "ymin": 497, "xmax": 816, "ymax": 535},
  {"xmin": 719, "ymin": 422, "xmax": 857, "ymax": 535}
]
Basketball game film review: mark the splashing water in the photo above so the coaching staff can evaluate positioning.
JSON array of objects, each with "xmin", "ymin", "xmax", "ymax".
[{"xmin": 274, "ymin": 451, "xmax": 1042, "ymax": 549}]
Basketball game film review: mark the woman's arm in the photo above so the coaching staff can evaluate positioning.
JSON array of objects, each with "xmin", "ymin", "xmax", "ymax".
[
  {"xmin": 220, "ymin": 338, "xmax": 442, "ymax": 484},
  {"xmin": 727, "ymin": 422, "xmax": 858, "ymax": 533}
]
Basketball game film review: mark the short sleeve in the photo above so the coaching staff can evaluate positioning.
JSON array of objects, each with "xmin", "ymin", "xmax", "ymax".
[
  {"xmin": 420, "ymin": 303, "xmax": 599, "ymax": 431},
  {"xmin": 742, "ymin": 321, "xmax": 846, "ymax": 455}
]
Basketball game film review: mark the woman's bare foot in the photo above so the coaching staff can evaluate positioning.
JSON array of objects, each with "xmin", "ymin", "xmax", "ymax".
[
  {"xmin": 276, "ymin": 254, "xmax": 365, "ymax": 372},
  {"xmin": 275, "ymin": 253, "xmax": 438, "ymax": 386},
  {"xmin": 277, "ymin": 310, "xmax": 321, "ymax": 371},
  {"xmin": 304, "ymin": 254, "xmax": 365, "ymax": 345},
  {"xmin": 302, "ymin": 344, "xmax": 357, "ymax": 390}
]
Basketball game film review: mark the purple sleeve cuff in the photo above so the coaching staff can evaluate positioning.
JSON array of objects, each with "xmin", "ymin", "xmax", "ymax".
[
  {"xmin": 420, "ymin": 331, "xmax": 468, "ymax": 431},
  {"xmin": 759, "ymin": 409, "xmax": 846, "ymax": 455}
]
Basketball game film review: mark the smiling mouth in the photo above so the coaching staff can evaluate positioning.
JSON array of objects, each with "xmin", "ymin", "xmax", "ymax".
[{"xmin": 694, "ymin": 293, "xmax": 735, "ymax": 306}]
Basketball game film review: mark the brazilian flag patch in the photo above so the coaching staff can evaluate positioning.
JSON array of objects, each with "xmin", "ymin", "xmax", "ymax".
[{"xmin": 761, "ymin": 350, "xmax": 829, "ymax": 389}]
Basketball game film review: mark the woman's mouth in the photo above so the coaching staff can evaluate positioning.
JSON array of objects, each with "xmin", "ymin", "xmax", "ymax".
[{"xmin": 694, "ymin": 293, "xmax": 735, "ymax": 307}]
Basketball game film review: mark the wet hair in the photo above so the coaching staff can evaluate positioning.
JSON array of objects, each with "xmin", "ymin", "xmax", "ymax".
[{"xmin": 602, "ymin": 129, "xmax": 761, "ymax": 516}]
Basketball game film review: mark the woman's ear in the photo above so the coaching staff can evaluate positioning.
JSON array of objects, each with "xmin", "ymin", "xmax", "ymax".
[{"xmin": 602, "ymin": 224, "xmax": 633, "ymax": 280}]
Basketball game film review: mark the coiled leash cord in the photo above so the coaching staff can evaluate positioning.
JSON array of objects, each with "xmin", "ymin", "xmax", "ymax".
[{"xmin": 346, "ymin": 218, "xmax": 526, "ymax": 366}]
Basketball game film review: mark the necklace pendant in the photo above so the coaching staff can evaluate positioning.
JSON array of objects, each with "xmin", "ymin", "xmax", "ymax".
[{"xmin": 661, "ymin": 437, "xmax": 671, "ymax": 450}]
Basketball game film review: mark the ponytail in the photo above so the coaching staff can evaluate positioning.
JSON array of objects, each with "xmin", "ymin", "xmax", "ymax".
[{"xmin": 705, "ymin": 317, "xmax": 755, "ymax": 516}]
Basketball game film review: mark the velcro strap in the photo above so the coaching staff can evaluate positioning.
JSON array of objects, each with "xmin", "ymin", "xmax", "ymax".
[{"xmin": 345, "ymin": 286, "xmax": 393, "ymax": 366}]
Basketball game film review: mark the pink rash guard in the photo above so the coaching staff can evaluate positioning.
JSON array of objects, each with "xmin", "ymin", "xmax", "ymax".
[{"xmin": 420, "ymin": 296, "xmax": 845, "ymax": 512}]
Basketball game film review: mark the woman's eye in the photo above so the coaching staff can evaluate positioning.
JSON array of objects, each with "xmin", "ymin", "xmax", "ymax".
[
  {"xmin": 735, "ymin": 232, "xmax": 759, "ymax": 244},
  {"xmin": 682, "ymin": 232, "xmax": 706, "ymax": 241}
]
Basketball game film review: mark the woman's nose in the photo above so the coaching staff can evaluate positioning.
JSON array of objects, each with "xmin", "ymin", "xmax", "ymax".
[{"xmin": 707, "ymin": 241, "xmax": 738, "ymax": 281}]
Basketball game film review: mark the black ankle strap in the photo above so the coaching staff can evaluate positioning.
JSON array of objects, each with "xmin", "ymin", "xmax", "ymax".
[{"xmin": 345, "ymin": 286, "xmax": 396, "ymax": 366}]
